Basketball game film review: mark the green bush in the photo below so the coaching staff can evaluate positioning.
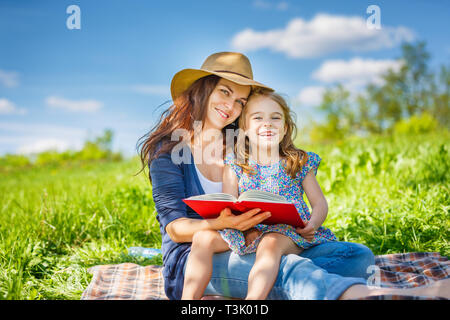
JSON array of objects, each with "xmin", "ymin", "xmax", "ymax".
[{"xmin": 393, "ymin": 112, "xmax": 439, "ymax": 135}]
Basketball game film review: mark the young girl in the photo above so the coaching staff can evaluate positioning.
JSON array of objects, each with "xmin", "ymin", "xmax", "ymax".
[{"xmin": 182, "ymin": 89, "xmax": 337, "ymax": 300}]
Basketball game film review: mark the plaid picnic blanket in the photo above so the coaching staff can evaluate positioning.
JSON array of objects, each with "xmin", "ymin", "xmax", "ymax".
[{"xmin": 81, "ymin": 252, "xmax": 449, "ymax": 300}]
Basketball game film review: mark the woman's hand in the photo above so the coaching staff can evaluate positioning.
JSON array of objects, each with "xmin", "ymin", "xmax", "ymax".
[
  {"xmin": 296, "ymin": 220, "xmax": 317, "ymax": 242},
  {"xmin": 215, "ymin": 207, "xmax": 271, "ymax": 231}
]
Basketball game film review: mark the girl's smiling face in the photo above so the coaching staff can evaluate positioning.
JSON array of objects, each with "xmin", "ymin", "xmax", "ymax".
[
  {"xmin": 244, "ymin": 95, "xmax": 287, "ymax": 149},
  {"xmin": 203, "ymin": 78, "xmax": 251, "ymax": 131}
]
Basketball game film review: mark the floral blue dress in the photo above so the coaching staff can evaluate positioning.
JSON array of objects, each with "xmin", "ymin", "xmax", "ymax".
[{"xmin": 219, "ymin": 151, "xmax": 337, "ymax": 255}]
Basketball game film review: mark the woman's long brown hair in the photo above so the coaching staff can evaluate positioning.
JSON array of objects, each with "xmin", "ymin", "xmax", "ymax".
[
  {"xmin": 137, "ymin": 75, "xmax": 238, "ymax": 182},
  {"xmin": 235, "ymin": 89, "xmax": 308, "ymax": 179}
]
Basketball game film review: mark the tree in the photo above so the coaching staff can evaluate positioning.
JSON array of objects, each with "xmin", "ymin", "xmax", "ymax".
[
  {"xmin": 80, "ymin": 129, "xmax": 117, "ymax": 161},
  {"xmin": 94, "ymin": 129, "xmax": 114, "ymax": 152},
  {"xmin": 309, "ymin": 41, "xmax": 448, "ymax": 142},
  {"xmin": 363, "ymin": 41, "xmax": 434, "ymax": 134},
  {"xmin": 311, "ymin": 85, "xmax": 355, "ymax": 142},
  {"xmin": 430, "ymin": 65, "xmax": 450, "ymax": 128}
]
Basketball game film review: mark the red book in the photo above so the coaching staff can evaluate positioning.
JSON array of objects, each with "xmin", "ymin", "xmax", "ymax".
[{"xmin": 183, "ymin": 190, "xmax": 305, "ymax": 228}]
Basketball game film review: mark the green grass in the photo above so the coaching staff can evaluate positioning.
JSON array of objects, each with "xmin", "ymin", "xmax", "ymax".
[
  {"xmin": 301, "ymin": 131, "xmax": 450, "ymax": 256},
  {"xmin": 0, "ymin": 161, "xmax": 162, "ymax": 299},
  {"xmin": 1, "ymin": 131, "xmax": 449, "ymax": 299}
]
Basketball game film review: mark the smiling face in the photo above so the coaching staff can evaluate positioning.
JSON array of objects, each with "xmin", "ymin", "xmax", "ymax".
[
  {"xmin": 203, "ymin": 78, "xmax": 251, "ymax": 131},
  {"xmin": 243, "ymin": 95, "xmax": 287, "ymax": 150}
]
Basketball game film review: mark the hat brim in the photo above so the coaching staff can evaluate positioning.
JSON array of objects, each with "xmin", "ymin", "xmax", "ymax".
[{"xmin": 170, "ymin": 68, "xmax": 273, "ymax": 101}]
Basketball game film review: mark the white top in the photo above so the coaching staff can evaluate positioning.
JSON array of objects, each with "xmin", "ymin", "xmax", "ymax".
[{"xmin": 194, "ymin": 164, "xmax": 223, "ymax": 194}]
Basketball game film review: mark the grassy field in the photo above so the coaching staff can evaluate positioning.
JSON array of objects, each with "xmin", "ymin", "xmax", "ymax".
[{"xmin": 1, "ymin": 131, "xmax": 449, "ymax": 300}]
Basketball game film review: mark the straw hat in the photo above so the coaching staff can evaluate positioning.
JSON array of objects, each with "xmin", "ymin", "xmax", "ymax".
[{"xmin": 170, "ymin": 52, "xmax": 273, "ymax": 101}]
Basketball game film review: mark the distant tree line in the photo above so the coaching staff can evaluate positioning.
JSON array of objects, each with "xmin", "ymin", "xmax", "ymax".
[
  {"xmin": 0, "ymin": 129, "xmax": 122, "ymax": 170},
  {"xmin": 309, "ymin": 41, "xmax": 449, "ymax": 142}
]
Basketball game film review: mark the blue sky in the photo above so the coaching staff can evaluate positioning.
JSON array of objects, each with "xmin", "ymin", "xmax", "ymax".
[{"xmin": 0, "ymin": 0, "xmax": 449, "ymax": 156}]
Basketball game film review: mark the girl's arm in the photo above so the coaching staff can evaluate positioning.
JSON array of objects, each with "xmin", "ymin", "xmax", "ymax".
[
  {"xmin": 222, "ymin": 164, "xmax": 239, "ymax": 198},
  {"xmin": 296, "ymin": 170, "xmax": 328, "ymax": 240}
]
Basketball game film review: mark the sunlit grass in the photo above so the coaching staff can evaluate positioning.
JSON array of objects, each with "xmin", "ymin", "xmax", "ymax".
[{"xmin": 1, "ymin": 130, "xmax": 449, "ymax": 299}]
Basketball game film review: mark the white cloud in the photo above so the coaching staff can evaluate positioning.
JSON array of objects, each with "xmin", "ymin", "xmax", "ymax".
[
  {"xmin": 0, "ymin": 122, "xmax": 86, "ymax": 138},
  {"xmin": 231, "ymin": 13, "xmax": 415, "ymax": 58},
  {"xmin": 130, "ymin": 84, "xmax": 170, "ymax": 95},
  {"xmin": 296, "ymin": 86, "xmax": 326, "ymax": 106},
  {"xmin": 0, "ymin": 98, "xmax": 26, "ymax": 115},
  {"xmin": 45, "ymin": 96, "xmax": 103, "ymax": 112},
  {"xmin": 16, "ymin": 138, "xmax": 72, "ymax": 154},
  {"xmin": 0, "ymin": 122, "xmax": 87, "ymax": 155},
  {"xmin": 276, "ymin": 1, "xmax": 289, "ymax": 11},
  {"xmin": 296, "ymin": 58, "xmax": 404, "ymax": 106},
  {"xmin": 0, "ymin": 69, "xmax": 19, "ymax": 88},
  {"xmin": 312, "ymin": 57, "xmax": 404, "ymax": 88},
  {"xmin": 253, "ymin": 0, "xmax": 289, "ymax": 11}
]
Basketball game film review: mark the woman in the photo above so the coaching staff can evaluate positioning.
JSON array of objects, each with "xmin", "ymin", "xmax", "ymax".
[{"xmin": 138, "ymin": 52, "xmax": 449, "ymax": 300}]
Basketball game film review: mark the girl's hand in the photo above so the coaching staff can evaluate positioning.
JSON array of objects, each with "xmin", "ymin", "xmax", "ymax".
[
  {"xmin": 296, "ymin": 221, "xmax": 317, "ymax": 242},
  {"xmin": 215, "ymin": 207, "xmax": 271, "ymax": 231}
]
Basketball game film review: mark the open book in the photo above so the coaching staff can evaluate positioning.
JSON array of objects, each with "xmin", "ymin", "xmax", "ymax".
[{"xmin": 183, "ymin": 190, "xmax": 305, "ymax": 227}]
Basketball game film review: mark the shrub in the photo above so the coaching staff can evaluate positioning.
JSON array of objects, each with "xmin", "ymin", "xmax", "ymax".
[{"xmin": 393, "ymin": 112, "xmax": 439, "ymax": 135}]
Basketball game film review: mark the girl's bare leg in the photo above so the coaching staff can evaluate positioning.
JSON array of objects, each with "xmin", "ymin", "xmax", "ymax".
[
  {"xmin": 181, "ymin": 230, "xmax": 230, "ymax": 300},
  {"xmin": 246, "ymin": 232, "xmax": 302, "ymax": 300},
  {"xmin": 339, "ymin": 278, "xmax": 450, "ymax": 300}
]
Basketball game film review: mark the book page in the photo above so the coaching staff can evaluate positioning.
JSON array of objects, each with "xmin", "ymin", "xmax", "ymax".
[
  {"xmin": 237, "ymin": 190, "xmax": 289, "ymax": 203},
  {"xmin": 186, "ymin": 193, "xmax": 237, "ymax": 202}
]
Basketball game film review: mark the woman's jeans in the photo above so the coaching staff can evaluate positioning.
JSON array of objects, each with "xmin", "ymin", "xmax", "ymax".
[{"xmin": 202, "ymin": 241, "xmax": 375, "ymax": 300}]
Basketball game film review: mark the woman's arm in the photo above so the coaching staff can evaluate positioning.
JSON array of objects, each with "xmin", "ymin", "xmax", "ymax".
[
  {"xmin": 151, "ymin": 151, "xmax": 271, "ymax": 244},
  {"xmin": 296, "ymin": 170, "xmax": 328, "ymax": 240},
  {"xmin": 167, "ymin": 207, "xmax": 270, "ymax": 243},
  {"xmin": 166, "ymin": 217, "xmax": 220, "ymax": 243},
  {"xmin": 166, "ymin": 164, "xmax": 243, "ymax": 243}
]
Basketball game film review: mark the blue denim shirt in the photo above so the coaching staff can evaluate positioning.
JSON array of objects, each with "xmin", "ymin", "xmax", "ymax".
[{"xmin": 149, "ymin": 144, "xmax": 205, "ymax": 300}]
